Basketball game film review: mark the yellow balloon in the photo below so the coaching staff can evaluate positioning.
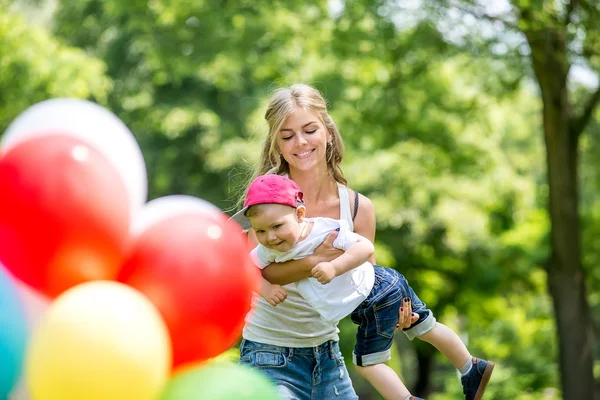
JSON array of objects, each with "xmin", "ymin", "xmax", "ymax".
[{"xmin": 26, "ymin": 281, "xmax": 171, "ymax": 400}]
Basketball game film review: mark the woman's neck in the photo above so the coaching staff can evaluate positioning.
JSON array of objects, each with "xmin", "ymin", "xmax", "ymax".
[{"xmin": 288, "ymin": 167, "xmax": 337, "ymax": 204}]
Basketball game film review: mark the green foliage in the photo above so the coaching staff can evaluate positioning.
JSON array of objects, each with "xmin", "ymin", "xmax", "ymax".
[
  {"xmin": 0, "ymin": 7, "xmax": 111, "ymax": 133},
  {"xmin": 3, "ymin": 0, "xmax": 600, "ymax": 397}
]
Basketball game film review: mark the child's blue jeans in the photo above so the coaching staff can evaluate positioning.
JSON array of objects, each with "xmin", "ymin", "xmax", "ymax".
[{"xmin": 351, "ymin": 266, "xmax": 436, "ymax": 367}]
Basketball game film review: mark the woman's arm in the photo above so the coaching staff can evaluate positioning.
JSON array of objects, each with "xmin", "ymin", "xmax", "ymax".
[
  {"xmin": 262, "ymin": 258, "xmax": 315, "ymax": 285},
  {"xmin": 248, "ymin": 229, "xmax": 310, "ymax": 285},
  {"xmin": 261, "ymin": 232, "xmax": 344, "ymax": 285},
  {"xmin": 260, "ymin": 191, "xmax": 377, "ymax": 285},
  {"xmin": 248, "ymin": 228, "xmax": 343, "ymax": 285}
]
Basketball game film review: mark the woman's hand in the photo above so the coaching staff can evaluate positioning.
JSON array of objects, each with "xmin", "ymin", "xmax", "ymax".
[
  {"xmin": 310, "ymin": 231, "xmax": 344, "ymax": 264},
  {"xmin": 395, "ymin": 298, "xmax": 419, "ymax": 330},
  {"xmin": 261, "ymin": 232, "xmax": 344, "ymax": 286}
]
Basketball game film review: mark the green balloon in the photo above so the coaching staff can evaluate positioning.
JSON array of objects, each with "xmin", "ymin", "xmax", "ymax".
[{"xmin": 160, "ymin": 362, "xmax": 281, "ymax": 400}]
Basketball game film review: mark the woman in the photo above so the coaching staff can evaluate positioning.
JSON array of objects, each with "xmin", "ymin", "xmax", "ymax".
[{"xmin": 236, "ymin": 84, "xmax": 416, "ymax": 400}]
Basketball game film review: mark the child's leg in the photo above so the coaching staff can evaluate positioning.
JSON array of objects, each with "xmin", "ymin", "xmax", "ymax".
[
  {"xmin": 355, "ymin": 363, "xmax": 411, "ymax": 400},
  {"xmin": 395, "ymin": 279, "xmax": 472, "ymax": 371},
  {"xmin": 399, "ymin": 277, "xmax": 495, "ymax": 400},
  {"xmin": 352, "ymin": 267, "xmax": 421, "ymax": 400},
  {"xmin": 417, "ymin": 322, "xmax": 471, "ymax": 369}
]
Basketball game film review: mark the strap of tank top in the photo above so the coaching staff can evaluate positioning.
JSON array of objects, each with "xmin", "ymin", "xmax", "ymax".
[
  {"xmin": 336, "ymin": 182, "xmax": 354, "ymax": 231},
  {"xmin": 353, "ymin": 190, "xmax": 359, "ymax": 222}
]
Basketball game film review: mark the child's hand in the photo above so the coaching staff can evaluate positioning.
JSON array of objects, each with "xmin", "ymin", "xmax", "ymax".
[
  {"xmin": 311, "ymin": 261, "xmax": 337, "ymax": 285},
  {"xmin": 262, "ymin": 284, "xmax": 288, "ymax": 307}
]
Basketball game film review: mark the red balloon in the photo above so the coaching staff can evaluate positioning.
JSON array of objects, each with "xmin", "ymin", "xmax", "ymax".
[
  {"xmin": 0, "ymin": 134, "xmax": 130, "ymax": 298},
  {"xmin": 118, "ymin": 211, "xmax": 258, "ymax": 367},
  {"xmin": 244, "ymin": 237, "xmax": 262, "ymax": 294}
]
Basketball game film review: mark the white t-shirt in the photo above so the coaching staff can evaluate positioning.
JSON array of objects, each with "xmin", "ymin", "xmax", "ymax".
[
  {"xmin": 242, "ymin": 182, "xmax": 354, "ymax": 347},
  {"xmin": 251, "ymin": 218, "xmax": 375, "ymax": 323}
]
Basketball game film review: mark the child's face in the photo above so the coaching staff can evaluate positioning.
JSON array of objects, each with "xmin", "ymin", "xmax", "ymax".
[{"xmin": 249, "ymin": 204, "xmax": 304, "ymax": 252}]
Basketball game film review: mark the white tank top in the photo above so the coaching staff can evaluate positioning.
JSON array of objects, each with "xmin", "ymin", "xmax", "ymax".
[{"xmin": 242, "ymin": 183, "xmax": 354, "ymax": 347}]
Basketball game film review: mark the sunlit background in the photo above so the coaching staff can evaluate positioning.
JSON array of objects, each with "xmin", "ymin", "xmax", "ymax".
[{"xmin": 1, "ymin": 0, "xmax": 599, "ymax": 399}]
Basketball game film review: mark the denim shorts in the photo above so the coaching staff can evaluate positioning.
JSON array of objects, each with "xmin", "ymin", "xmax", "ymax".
[
  {"xmin": 350, "ymin": 266, "xmax": 436, "ymax": 367},
  {"xmin": 239, "ymin": 339, "xmax": 358, "ymax": 400}
]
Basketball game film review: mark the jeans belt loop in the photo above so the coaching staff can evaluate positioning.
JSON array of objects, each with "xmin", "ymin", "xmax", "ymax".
[
  {"xmin": 329, "ymin": 341, "xmax": 335, "ymax": 359},
  {"xmin": 288, "ymin": 347, "xmax": 294, "ymax": 361}
]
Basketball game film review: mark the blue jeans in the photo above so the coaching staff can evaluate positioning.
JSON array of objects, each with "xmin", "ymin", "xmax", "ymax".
[
  {"xmin": 351, "ymin": 266, "xmax": 436, "ymax": 367},
  {"xmin": 239, "ymin": 339, "xmax": 358, "ymax": 400}
]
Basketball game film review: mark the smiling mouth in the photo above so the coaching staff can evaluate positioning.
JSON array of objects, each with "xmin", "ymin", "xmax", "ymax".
[{"xmin": 295, "ymin": 149, "xmax": 314, "ymax": 158}]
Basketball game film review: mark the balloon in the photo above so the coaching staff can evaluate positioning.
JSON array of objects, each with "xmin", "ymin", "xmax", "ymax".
[
  {"xmin": 160, "ymin": 362, "xmax": 281, "ymax": 400},
  {"xmin": 0, "ymin": 135, "xmax": 131, "ymax": 297},
  {"xmin": 1, "ymin": 98, "xmax": 147, "ymax": 216},
  {"xmin": 130, "ymin": 195, "xmax": 222, "ymax": 237},
  {"xmin": 0, "ymin": 265, "xmax": 28, "ymax": 399},
  {"xmin": 26, "ymin": 281, "xmax": 171, "ymax": 400},
  {"xmin": 15, "ymin": 280, "xmax": 50, "ymax": 330},
  {"xmin": 119, "ymin": 198, "xmax": 259, "ymax": 367}
]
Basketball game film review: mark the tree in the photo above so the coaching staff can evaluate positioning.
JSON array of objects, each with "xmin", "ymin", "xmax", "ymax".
[
  {"xmin": 0, "ymin": 4, "xmax": 111, "ymax": 133},
  {"xmin": 417, "ymin": 1, "xmax": 600, "ymax": 398}
]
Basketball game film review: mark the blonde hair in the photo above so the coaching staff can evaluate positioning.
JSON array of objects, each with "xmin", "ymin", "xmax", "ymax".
[{"xmin": 239, "ymin": 84, "xmax": 346, "ymax": 207}]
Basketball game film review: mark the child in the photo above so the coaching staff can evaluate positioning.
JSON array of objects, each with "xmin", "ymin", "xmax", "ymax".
[{"xmin": 235, "ymin": 174, "xmax": 494, "ymax": 400}]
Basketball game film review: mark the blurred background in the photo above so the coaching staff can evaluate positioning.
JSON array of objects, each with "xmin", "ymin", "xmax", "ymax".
[{"xmin": 1, "ymin": 0, "xmax": 599, "ymax": 399}]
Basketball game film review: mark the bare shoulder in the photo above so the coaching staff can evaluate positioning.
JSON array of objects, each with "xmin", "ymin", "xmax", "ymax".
[
  {"xmin": 357, "ymin": 191, "xmax": 374, "ymax": 210},
  {"xmin": 348, "ymin": 188, "xmax": 376, "ymax": 241},
  {"xmin": 347, "ymin": 188, "xmax": 374, "ymax": 212}
]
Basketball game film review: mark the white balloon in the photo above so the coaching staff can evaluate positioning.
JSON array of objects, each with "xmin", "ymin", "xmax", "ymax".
[
  {"xmin": 1, "ymin": 98, "xmax": 148, "ymax": 216},
  {"xmin": 130, "ymin": 195, "xmax": 223, "ymax": 237}
]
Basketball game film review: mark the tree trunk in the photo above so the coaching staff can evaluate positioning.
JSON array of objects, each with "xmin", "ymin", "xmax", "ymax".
[
  {"xmin": 413, "ymin": 346, "xmax": 434, "ymax": 398},
  {"xmin": 526, "ymin": 28, "xmax": 594, "ymax": 400}
]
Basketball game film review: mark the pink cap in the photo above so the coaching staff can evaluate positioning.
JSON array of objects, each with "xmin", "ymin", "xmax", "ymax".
[
  {"xmin": 230, "ymin": 175, "xmax": 304, "ymax": 229},
  {"xmin": 244, "ymin": 174, "xmax": 303, "ymax": 209}
]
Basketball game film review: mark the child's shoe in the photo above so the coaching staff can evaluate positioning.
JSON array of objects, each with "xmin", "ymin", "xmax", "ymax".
[{"xmin": 460, "ymin": 357, "xmax": 494, "ymax": 400}]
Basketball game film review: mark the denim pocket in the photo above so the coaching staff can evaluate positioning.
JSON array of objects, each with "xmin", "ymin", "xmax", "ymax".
[
  {"xmin": 374, "ymin": 293, "xmax": 402, "ymax": 339},
  {"xmin": 252, "ymin": 351, "xmax": 287, "ymax": 369}
]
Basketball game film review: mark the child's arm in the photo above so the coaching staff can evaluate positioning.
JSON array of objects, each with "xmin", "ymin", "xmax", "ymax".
[
  {"xmin": 260, "ymin": 277, "xmax": 287, "ymax": 306},
  {"xmin": 249, "ymin": 242, "xmax": 289, "ymax": 306},
  {"xmin": 311, "ymin": 234, "xmax": 374, "ymax": 285}
]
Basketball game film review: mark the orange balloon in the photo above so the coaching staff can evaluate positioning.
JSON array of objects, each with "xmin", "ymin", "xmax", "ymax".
[
  {"xmin": 119, "ymin": 211, "xmax": 258, "ymax": 368},
  {"xmin": 0, "ymin": 134, "xmax": 130, "ymax": 297}
]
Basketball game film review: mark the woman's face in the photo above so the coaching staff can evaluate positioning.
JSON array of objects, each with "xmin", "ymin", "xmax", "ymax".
[{"xmin": 277, "ymin": 107, "xmax": 329, "ymax": 172}]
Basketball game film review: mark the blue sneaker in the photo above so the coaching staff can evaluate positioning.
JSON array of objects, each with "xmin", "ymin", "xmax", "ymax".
[{"xmin": 461, "ymin": 357, "xmax": 494, "ymax": 400}]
